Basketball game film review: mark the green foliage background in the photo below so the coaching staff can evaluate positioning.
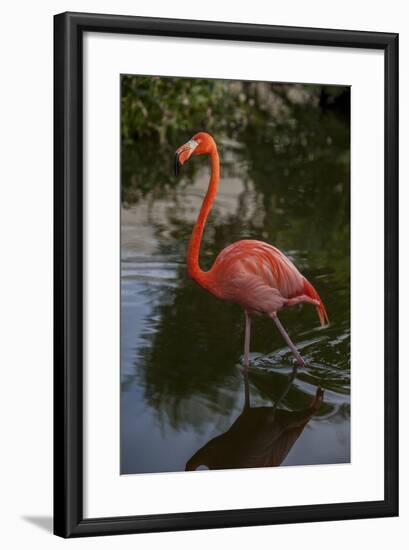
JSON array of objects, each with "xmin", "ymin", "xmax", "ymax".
[{"xmin": 121, "ymin": 75, "xmax": 349, "ymax": 206}]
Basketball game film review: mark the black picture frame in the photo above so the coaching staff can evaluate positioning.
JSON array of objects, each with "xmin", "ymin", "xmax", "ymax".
[{"xmin": 54, "ymin": 11, "xmax": 399, "ymax": 538}]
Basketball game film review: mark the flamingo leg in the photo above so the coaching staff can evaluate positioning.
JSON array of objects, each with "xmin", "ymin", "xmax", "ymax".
[
  {"xmin": 271, "ymin": 313, "xmax": 306, "ymax": 368},
  {"xmin": 243, "ymin": 310, "xmax": 251, "ymax": 370},
  {"xmin": 242, "ymin": 369, "xmax": 250, "ymax": 409}
]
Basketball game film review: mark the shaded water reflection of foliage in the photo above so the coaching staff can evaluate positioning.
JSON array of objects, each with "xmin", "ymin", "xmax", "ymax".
[{"xmin": 121, "ymin": 76, "xmax": 350, "ymax": 432}]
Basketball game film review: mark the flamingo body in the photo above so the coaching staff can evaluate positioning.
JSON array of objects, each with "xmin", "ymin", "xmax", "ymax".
[
  {"xmin": 175, "ymin": 132, "xmax": 328, "ymax": 369},
  {"xmin": 201, "ymin": 239, "xmax": 327, "ymax": 324}
]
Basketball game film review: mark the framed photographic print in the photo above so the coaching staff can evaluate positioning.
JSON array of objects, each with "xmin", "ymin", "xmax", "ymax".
[{"xmin": 54, "ymin": 12, "xmax": 398, "ymax": 537}]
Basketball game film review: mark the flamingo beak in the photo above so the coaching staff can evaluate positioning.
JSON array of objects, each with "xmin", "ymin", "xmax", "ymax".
[{"xmin": 174, "ymin": 139, "xmax": 198, "ymax": 177}]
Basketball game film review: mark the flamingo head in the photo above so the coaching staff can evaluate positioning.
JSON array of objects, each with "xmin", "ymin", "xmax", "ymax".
[{"xmin": 174, "ymin": 132, "xmax": 216, "ymax": 176}]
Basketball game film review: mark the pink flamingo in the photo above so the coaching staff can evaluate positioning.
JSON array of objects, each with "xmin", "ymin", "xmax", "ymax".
[{"xmin": 175, "ymin": 132, "xmax": 329, "ymax": 369}]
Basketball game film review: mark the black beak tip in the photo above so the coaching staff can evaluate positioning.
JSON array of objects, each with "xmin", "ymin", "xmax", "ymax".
[{"xmin": 174, "ymin": 153, "xmax": 180, "ymax": 177}]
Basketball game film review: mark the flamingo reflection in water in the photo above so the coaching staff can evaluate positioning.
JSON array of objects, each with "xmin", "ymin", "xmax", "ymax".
[{"xmin": 186, "ymin": 368, "xmax": 324, "ymax": 471}]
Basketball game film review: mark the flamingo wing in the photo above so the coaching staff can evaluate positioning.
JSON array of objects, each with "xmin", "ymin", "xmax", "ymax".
[{"xmin": 208, "ymin": 240, "xmax": 328, "ymax": 324}]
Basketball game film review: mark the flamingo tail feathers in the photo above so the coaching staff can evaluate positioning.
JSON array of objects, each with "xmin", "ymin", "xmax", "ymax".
[{"xmin": 303, "ymin": 279, "xmax": 329, "ymax": 327}]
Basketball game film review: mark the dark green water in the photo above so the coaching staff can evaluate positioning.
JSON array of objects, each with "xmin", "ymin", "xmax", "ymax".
[{"xmin": 120, "ymin": 107, "xmax": 350, "ymax": 475}]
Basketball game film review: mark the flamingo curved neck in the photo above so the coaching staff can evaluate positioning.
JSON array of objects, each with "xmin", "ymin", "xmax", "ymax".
[{"xmin": 187, "ymin": 147, "xmax": 220, "ymax": 284}]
